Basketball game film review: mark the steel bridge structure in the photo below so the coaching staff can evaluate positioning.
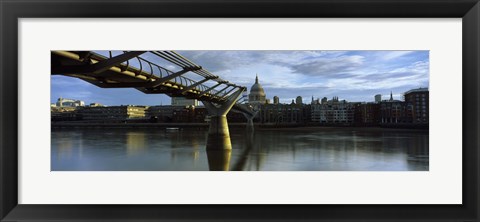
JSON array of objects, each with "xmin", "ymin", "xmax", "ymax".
[{"xmin": 51, "ymin": 51, "xmax": 257, "ymax": 170}]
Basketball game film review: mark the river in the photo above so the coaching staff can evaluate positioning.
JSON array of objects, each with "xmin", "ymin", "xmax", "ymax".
[{"xmin": 51, "ymin": 127, "xmax": 429, "ymax": 171}]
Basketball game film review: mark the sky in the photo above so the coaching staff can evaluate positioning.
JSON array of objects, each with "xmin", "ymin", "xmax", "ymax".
[{"xmin": 51, "ymin": 50, "xmax": 429, "ymax": 106}]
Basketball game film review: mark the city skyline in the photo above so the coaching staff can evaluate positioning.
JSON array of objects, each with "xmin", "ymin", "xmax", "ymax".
[{"xmin": 51, "ymin": 50, "xmax": 429, "ymax": 106}]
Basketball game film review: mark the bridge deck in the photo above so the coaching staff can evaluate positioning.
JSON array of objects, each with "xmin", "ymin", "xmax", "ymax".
[
  {"xmin": 52, "ymin": 51, "xmax": 236, "ymax": 103},
  {"xmin": 51, "ymin": 51, "xmax": 254, "ymax": 116}
]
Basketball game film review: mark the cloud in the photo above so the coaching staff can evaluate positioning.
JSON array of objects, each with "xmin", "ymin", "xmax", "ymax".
[
  {"xmin": 290, "ymin": 55, "xmax": 365, "ymax": 77},
  {"xmin": 323, "ymin": 59, "xmax": 429, "ymax": 92},
  {"xmin": 359, "ymin": 60, "xmax": 429, "ymax": 82},
  {"xmin": 389, "ymin": 60, "xmax": 429, "ymax": 75},
  {"xmin": 178, "ymin": 51, "xmax": 263, "ymax": 72},
  {"xmin": 177, "ymin": 50, "xmax": 366, "ymax": 80},
  {"xmin": 380, "ymin": 51, "xmax": 415, "ymax": 61},
  {"xmin": 52, "ymin": 50, "xmax": 429, "ymax": 105},
  {"xmin": 178, "ymin": 51, "xmax": 349, "ymax": 74}
]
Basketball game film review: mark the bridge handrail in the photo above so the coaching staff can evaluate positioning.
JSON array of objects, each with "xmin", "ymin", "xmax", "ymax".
[
  {"xmin": 52, "ymin": 50, "xmax": 254, "ymax": 116},
  {"xmin": 55, "ymin": 50, "xmax": 244, "ymax": 103},
  {"xmin": 151, "ymin": 51, "xmax": 229, "ymax": 83},
  {"xmin": 93, "ymin": 51, "xmax": 222, "ymax": 95}
]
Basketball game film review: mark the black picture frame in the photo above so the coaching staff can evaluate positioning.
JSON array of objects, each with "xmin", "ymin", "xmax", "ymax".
[{"xmin": 1, "ymin": 0, "xmax": 479, "ymax": 221}]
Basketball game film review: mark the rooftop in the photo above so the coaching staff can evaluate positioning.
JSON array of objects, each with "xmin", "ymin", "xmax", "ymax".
[{"xmin": 404, "ymin": 87, "xmax": 429, "ymax": 95}]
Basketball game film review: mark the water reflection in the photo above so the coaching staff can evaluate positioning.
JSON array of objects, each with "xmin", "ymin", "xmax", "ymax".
[
  {"xmin": 51, "ymin": 127, "xmax": 429, "ymax": 171},
  {"xmin": 231, "ymin": 128, "xmax": 255, "ymax": 171},
  {"xmin": 206, "ymin": 149, "xmax": 231, "ymax": 171},
  {"xmin": 205, "ymin": 131, "xmax": 233, "ymax": 171},
  {"xmin": 126, "ymin": 132, "xmax": 146, "ymax": 155}
]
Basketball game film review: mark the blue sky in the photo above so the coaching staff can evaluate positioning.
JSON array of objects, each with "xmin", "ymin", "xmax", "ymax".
[{"xmin": 51, "ymin": 50, "xmax": 429, "ymax": 106}]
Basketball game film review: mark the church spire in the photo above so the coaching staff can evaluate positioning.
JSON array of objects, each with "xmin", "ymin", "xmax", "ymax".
[
  {"xmin": 255, "ymin": 74, "xmax": 258, "ymax": 84},
  {"xmin": 390, "ymin": 91, "xmax": 393, "ymax": 101}
]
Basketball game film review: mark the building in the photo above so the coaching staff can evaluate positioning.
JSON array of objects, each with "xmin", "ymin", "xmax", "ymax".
[
  {"xmin": 248, "ymin": 74, "xmax": 266, "ymax": 105},
  {"xmin": 193, "ymin": 107, "xmax": 208, "ymax": 122},
  {"xmin": 311, "ymin": 97, "xmax": 355, "ymax": 124},
  {"xmin": 78, "ymin": 105, "xmax": 147, "ymax": 121},
  {"xmin": 171, "ymin": 106, "xmax": 196, "ymax": 122},
  {"xmin": 147, "ymin": 105, "xmax": 184, "ymax": 122},
  {"xmin": 89, "ymin": 103, "xmax": 103, "ymax": 107},
  {"xmin": 56, "ymin": 97, "xmax": 85, "ymax": 107},
  {"xmin": 226, "ymin": 110, "xmax": 247, "ymax": 123},
  {"xmin": 321, "ymin": 97, "xmax": 328, "ymax": 104},
  {"xmin": 354, "ymin": 103, "xmax": 381, "ymax": 126},
  {"xmin": 260, "ymin": 103, "xmax": 306, "ymax": 124},
  {"xmin": 375, "ymin": 94, "xmax": 382, "ymax": 103},
  {"xmin": 379, "ymin": 101, "xmax": 413, "ymax": 124},
  {"xmin": 404, "ymin": 87, "xmax": 429, "ymax": 124},
  {"xmin": 273, "ymin": 96, "xmax": 279, "ymax": 104},
  {"xmin": 51, "ymin": 106, "xmax": 78, "ymax": 121},
  {"xmin": 147, "ymin": 105, "xmax": 207, "ymax": 123},
  {"xmin": 311, "ymin": 96, "xmax": 320, "ymax": 105},
  {"xmin": 295, "ymin": 96, "xmax": 303, "ymax": 106},
  {"xmin": 171, "ymin": 97, "xmax": 199, "ymax": 106}
]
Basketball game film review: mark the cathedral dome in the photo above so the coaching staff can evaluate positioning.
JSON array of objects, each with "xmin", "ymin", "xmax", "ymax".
[
  {"xmin": 248, "ymin": 74, "xmax": 266, "ymax": 104},
  {"xmin": 250, "ymin": 75, "xmax": 266, "ymax": 97}
]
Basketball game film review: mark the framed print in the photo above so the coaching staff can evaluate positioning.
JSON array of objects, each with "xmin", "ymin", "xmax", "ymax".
[{"xmin": 1, "ymin": 0, "xmax": 479, "ymax": 221}]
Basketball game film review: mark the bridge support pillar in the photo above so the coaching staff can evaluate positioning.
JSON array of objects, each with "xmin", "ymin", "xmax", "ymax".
[
  {"xmin": 202, "ymin": 89, "xmax": 245, "ymax": 171},
  {"xmin": 244, "ymin": 115, "xmax": 255, "ymax": 131},
  {"xmin": 247, "ymin": 117, "xmax": 254, "ymax": 130},
  {"xmin": 205, "ymin": 115, "xmax": 232, "ymax": 150},
  {"xmin": 241, "ymin": 108, "xmax": 258, "ymax": 131}
]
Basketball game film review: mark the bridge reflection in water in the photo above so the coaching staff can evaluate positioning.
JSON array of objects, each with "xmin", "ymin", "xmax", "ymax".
[{"xmin": 206, "ymin": 126, "xmax": 255, "ymax": 171}]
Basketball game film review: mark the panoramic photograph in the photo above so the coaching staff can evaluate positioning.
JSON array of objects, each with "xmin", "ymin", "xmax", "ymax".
[{"xmin": 51, "ymin": 50, "xmax": 429, "ymax": 171}]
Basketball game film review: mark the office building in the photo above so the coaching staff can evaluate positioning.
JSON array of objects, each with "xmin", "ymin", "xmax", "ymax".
[
  {"xmin": 78, "ymin": 105, "xmax": 147, "ymax": 120},
  {"xmin": 171, "ymin": 97, "xmax": 199, "ymax": 106},
  {"xmin": 56, "ymin": 97, "xmax": 85, "ymax": 107},
  {"xmin": 404, "ymin": 88, "xmax": 429, "ymax": 124},
  {"xmin": 311, "ymin": 97, "xmax": 355, "ymax": 124}
]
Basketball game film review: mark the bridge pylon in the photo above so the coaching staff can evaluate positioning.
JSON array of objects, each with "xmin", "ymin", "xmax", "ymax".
[
  {"xmin": 203, "ymin": 88, "xmax": 245, "ymax": 171},
  {"xmin": 203, "ymin": 88, "xmax": 245, "ymax": 150},
  {"xmin": 242, "ymin": 108, "xmax": 258, "ymax": 131}
]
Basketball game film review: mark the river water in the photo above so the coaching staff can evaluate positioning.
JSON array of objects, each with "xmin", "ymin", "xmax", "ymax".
[{"xmin": 51, "ymin": 127, "xmax": 429, "ymax": 171}]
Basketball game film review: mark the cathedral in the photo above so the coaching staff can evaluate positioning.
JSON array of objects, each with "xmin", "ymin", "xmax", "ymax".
[{"xmin": 248, "ymin": 74, "xmax": 266, "ymax": 105}]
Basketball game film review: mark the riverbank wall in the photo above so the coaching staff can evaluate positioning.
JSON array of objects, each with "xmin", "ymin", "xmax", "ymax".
[{"xmin": 52, "ymin": 121, "xmax": 428, "ymax": 130}]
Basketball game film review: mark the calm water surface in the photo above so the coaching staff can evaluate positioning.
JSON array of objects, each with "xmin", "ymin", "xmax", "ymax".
[{"xmin": 51, "ymin": 127, "xmax": 429, "ymax": 171}]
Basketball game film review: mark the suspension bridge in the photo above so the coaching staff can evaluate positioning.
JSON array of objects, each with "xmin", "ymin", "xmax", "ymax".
[{"xmin": 51, "ymin": 50, "xmax": 258, "ymax": 170}]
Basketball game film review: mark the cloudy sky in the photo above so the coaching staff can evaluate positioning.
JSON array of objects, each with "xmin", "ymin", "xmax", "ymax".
[{"xmin": 51, "ymin": 50, "xmax": 429, "ymax": 106}]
